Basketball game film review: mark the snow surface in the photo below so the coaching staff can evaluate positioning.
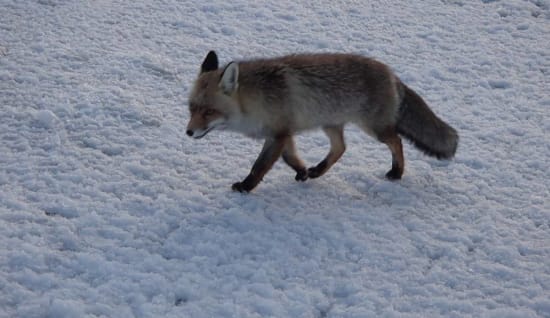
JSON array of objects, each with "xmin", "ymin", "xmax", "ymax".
[{"xmin": 1, "ymin": 0, "xmax": 549, "ymax": 317}]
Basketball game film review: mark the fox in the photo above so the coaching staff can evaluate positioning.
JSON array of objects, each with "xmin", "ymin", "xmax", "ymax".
[{"xmin": 186, "ymin": 51, "xmax": 458, "ymax": 193}]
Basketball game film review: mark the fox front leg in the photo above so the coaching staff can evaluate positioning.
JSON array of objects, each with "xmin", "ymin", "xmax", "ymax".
[
  {"xmin": 281, "ymin": 136, "xmax": 308, "ymax": 181},
  {"xmin": 308, "ymin": 125, "xmax": 346, "ymax": 178},
  {"xmin": 232, "ymin": 136, "xmax": 287, "ymax": 193}
]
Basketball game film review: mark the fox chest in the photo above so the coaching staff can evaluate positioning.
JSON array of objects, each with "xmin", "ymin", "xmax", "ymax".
[{"xmin": 228, "ymin": 116, "xmax": 271, "ymax": 139}]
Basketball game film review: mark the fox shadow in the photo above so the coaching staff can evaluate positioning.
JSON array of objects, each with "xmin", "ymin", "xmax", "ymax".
[{"xmin": 224, "ymin": 169, "xmax": 456, "ymax": 217}]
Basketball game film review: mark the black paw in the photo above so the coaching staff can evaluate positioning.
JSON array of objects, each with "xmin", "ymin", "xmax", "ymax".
[
  {"xmin": 307, "ymin": 166, "xmax": 324, "ymax": 179},
  {"xmin": 308, "ymin": 160, "xmax": 328, "ymax": 179},
  {"xmin": 385, "ymin": 168, "xmax": 402, "ymax": 180},
  {"xmin": 231, "ymin": 182, "xmax": 251, "ymax": 193},
  {"xmin": 295, "ymin": 169, "xmax": 308, "ymax": 182}
]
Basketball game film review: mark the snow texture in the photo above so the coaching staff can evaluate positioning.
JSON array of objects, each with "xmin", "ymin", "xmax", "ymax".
[{"xmin": 1, "ymin": 0, "xmax": 549, "ymax": 317}]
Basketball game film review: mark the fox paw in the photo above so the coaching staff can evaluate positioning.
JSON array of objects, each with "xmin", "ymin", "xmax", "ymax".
[
  {"xmin": 307, "ymin": 160, "xmax": 328, "ymax": 179},
  {"xmin": 307, "ymin": 166, "xmax": 324, "ymax": 179},
  {"xmin": 295, "ymin": 169, "xmax": 308, "ymax": 182},
  {"xmin": 385, "ymin": 168, "xmax": 402, "ymax": 180},
  {"xmin": 232, "ymin": 182, "xmax": 251, "ymax": 193}
]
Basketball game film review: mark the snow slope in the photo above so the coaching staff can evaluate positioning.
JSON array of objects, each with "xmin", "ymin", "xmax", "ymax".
[{"xmin": 1, "ymin": 0, "xmax": 549, "ymax": 317}]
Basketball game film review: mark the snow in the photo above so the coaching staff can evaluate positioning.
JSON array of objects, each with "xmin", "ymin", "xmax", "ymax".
[{"xmin": 0, "ymin": 0, "xmax": 548, "ymax": 317}]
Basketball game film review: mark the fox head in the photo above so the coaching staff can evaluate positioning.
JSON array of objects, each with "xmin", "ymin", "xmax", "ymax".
[{"xmin": 186, "ymin": 51, "xmax": 240, "ymax": 139}]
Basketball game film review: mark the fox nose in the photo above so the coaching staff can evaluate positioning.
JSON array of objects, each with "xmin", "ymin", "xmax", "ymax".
[{"xmin": 186, "ymin": 129, "xmax": 193, "ymax": 137}]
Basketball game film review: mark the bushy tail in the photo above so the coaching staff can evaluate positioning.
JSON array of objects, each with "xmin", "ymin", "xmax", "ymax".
[{"xmin": 396, "ymin": 84, "xmax": 458, "ymax": 159}]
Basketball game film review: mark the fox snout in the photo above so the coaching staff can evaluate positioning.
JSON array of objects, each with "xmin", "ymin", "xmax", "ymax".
[
  {"xmin": 186, "ymin": 126, "xmax": 212, "ymax": 139},
  {"xmin": 185, "ymin": 126, "xmax": 208, "ymax": 139},
  {"xmin": 186, "ymin": 111, "xmax": 226, "ymax": 139},
  {"xmin": 185, "ymin": 123, "xmax": 210, "ymax": 139},
  {"xmin": 186, "ymin": 123, "xmax": 220, "ymax": 139},
  {"xmin": 185, "ymin": 118, "xmax": 206, "ymax": 139}
]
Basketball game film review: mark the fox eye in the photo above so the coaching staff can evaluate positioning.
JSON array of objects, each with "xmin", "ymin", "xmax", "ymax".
[{"xmin": 204, "ymin": 109, "xmax": 216, "ymax": 116}]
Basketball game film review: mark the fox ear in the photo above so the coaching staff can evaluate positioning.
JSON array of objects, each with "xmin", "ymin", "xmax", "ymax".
[
  {"xmin": 219, "ymin": 62, "xmax": 239, "ymax": 94},
  {"xmin": 201, "ymin": 51, "xmax": 218, "ymax": 73}
]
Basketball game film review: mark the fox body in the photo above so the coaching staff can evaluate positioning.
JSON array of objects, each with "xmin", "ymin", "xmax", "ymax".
[{"xmin": 187, "ymin": 51, "xmax": 458, "ymax": 192}]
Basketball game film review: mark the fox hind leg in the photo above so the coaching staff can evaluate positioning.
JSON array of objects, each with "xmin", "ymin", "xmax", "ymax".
[
  {"xmin": 377, "ymin": 128, "xmax": 404, "ymax": 180},
  {"xmin": 282, "ymin": 137, "xmax": 308, "ymax": 181},
  {"xmin": 308, "ymin": 125, "xmax": 346, "ymax": 179}
]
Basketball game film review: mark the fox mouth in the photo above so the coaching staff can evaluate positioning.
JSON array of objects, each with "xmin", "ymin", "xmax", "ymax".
[
  {"xmin": 192, "ymin": 122, "xmax": 226, "ymax": 139},
  {"xmin": 192, "ymin": 126, "xmax": 215, "ymax": 139}
]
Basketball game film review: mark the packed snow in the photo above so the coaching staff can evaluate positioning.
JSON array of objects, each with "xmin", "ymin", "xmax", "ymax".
[{"xmin": 1, "ymin": 0, "xmax": 549, "ymax": 317}]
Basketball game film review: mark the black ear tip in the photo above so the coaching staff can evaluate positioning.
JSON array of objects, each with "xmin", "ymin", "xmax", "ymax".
[
  {"xmin": 205, "ymin": 51, "xmax": 218, "ymax": 62},
  {"xmin": 201, "ymin": 50, "xmax": 219, "ymax": 73}
]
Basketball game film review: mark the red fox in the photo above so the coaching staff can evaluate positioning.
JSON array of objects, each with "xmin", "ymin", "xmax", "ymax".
[{"xmin": 186, "ymin": 51, "xmax": 458, "ymax": 193}]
